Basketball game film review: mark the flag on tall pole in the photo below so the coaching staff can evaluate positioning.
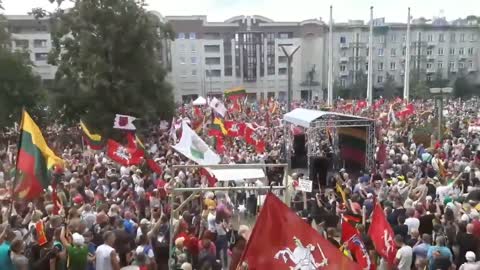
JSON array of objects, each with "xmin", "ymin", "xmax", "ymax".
[
  {"xmin": 238, "ymin": 193, "xmax": 362, "ymax": 270},
  {"xmin": 14, "ymin": 110, "xmax": 64, "ymax": 200},
  {"xmin": 113, "ymin": 114, "xmax": 137, "ymax": 130},
  {"xmin": 173, "ymin": 122, "xmax": 220, "ymax": 165},
  {"xmin": 368, "ymin": 203, "xmax": 397, "ymax": 266}
]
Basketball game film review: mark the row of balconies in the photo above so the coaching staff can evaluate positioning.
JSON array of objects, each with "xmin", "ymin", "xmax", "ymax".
[
  {"xmin": 340, "ymin": 40, "xmax": 476, "ymax": 49},
  {"xmin": 337, "ymin": 66, "xmax": 477, "ymax": 77}
]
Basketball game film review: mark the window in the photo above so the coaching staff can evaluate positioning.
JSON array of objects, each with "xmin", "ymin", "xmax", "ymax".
[
  {"xmin": 460, "ymin": 33, "xmax": 465, "ymax": 42},
  {"xmin": 33, "ymin": 39, "xmax": 47, "ymax": 48},
  {"xmin": 189, "ymin": 33, "xmax": 196, "ymax": 39},
  {"xmin": 340, "ymin": 78, "xmax": 346, "ymax": 87},
  {"xmin": 206, "ymin": 69, "xmax": 221, "ymax": 77},
  {"xmin": 438, "ymin": 48, "xmax": 444, "ymax": 56},
  {"xmin": 467, "ymin": 48, "xmax": 474, "ymax": 55},
  {"xmin": 449, "ymin": 48, "xmax": 455, "ymax": 55},
  {"xmin": 191, "ymin": 69, "xmax": 197, "ymax": 76},
  {"xmin": 378, "ymin": 62, "xmax": 384, "ymax": 71},
  {"xmin": 14, "ymin": 39, "xmax": 28, "ymax": 49},
  {"xmin": 204, "ymin": 45, "xmax": 220, "ymax": 53},
  {"xmin": 278, "ymin": 56, "xmax": 287, "ymax": 63},
  {"xmin": 390, "ymin": 34, "xmax": 396, "ymax": 42},
  {"xmin": 340, "ymin": 64, "xmax": 346, "ymax": 72},
  {"xmin": 449, "ymin": 61, "xmax": 455, "ymax": 70},
  {"xmin": 470, "ymin": 34, "xmax": 476, "ymax": 41},
  {"xmin": 340, "ymin": 36, "xmax": 346, "ymax": 44},
  {"xmin": 459, "ymin": 48, "xmax": 465, "ymax": 55},
  {"xmin": 377, "ymin": 36, "xmax": 385, "ymax": 43},
  {"xmin": 178, "ymin": 32, "xmax": 186, "ymax": 39},
  {"xmin": 365, "ymin": 63, "xmax": 369, "ymax": 71},
  {"xmin": 427, "ymin": 74, "xmax": 432, "ymax": 81},
  {"xmin": 191, "ymin": 57, "xmax": 197, "ymax": 64},
  {"xmin": 34, "ymin": 53, "xmax": 48, "ymax": 61},
  {"xmin": 205, "ymin": 57, "xmax": 221, "ymax": 65},
  {"xmin": 427, "ymin": 34, "xmax": 433, "ymax": 42},
  {"xmin": 469, "ymin": 60, "xmax": 474, "ymax": 68},
  {"xmin": 438, "ymin": 61, "xmax": 443, "ymax": 69},
  {"xmin": 180, "ymin": 57, "xmax": 185, "ymax": 64},
  {"xmin": 438, "ymin": 34, "xmax": 445, "ymax": 42},
  {"xmin": 278, "ymin": 32, "xmax": 293, "ymax": 39},
  {"xmin": 390, "ymin": 62, "xmax": 396, "ymax": 70},
  {"xmin": 377, "ymin": 76, "xmax": 383, "ymax": 83},
  {"xmin": 191, "ymin": 44, "xmax": 196, "ymax": 52},
  {"xmin": 378, "ymin": 48, "xmax": 384, "ymax": 56},
  {"xmin": 459, "ymin": 62, "xmax": 465, "ymax": 69},
  {"xmin": 426, "ymin": 63, "xmax": 432, "ymax": 69},
  {"xmin": 390, "ymin": 48, "xmax": 396, "ymax": 57},
  {"xmin": 427, "ymin": 48, "xmax": 433, "ymax": 55},
  {"xmin": 450, "ymin": 33, "xmax": 456, "ymax": 42},
  {"xmin": 278, "ymin": 68, "xmax": 287, "ymax": 75}
]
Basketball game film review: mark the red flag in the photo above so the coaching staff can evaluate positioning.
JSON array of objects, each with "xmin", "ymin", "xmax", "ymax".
[
  {"xmin": 342, "ymin": 220, "xmax": 374, "ymax": 270},
  {"xmin": 146, "ymin": 159, "xmax": 162, "ymax": 175},
  {"xmin": 106, "ymin": 139, "xmax": 144, "ymax": 166},
  {"xmin": 255, "ymin": 140, "xmax": 266, "ymax": 153},
  {"xmin": 194, "ymin": 106, "xmax": 203, "ymax": 118},
  {"xmin": 126, "ymin": 132, "xmax": 136, "ymax": 149},
  {"xmin": 356, "ymin": 100, "xmax": 367, "ymax": 112},
  {"xmin": 214, "ymin": 136, "xmax": 225, "ymax": 154},
  {"xmin": 239, "ymin": 193, "xmax": 362, "ymax": 270},
  {"xmin": 368, "ymin": 203, "xmax": 397, "ymax": 265},
  {"xmin": 199, "ymin": 168, "xmax": 217, "ymax": 187},
  {"xmin": 224, "ymin": 121, "xmax": 246, "ymax": 137}
]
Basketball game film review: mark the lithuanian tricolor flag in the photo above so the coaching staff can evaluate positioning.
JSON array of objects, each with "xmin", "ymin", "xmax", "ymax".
[
  {"xmin": 338, "ymin": 127, "xmax": 367, "ymax": 166},
  {"xmin": 209, "ymin": 117, "xmax": 228, "ymax": 136},
  {"xmin": 15, "ymin": 110, "xmax": 64, "ymax": 200},
  {"xmin": 80, "ymin": 120, "xmax": 103, "ymax": 150},
  {"xmin": 224, "ymin": 86, "xmax": 246, "ymax": 99}
]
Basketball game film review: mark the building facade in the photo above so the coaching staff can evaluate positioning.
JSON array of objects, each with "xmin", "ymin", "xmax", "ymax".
[
  {"xmin": 5, "ymin": 14, "xmax": 480, "ymax": 101},
  {"xmin": 6, "ymin": 15, "xmax": 57, "ymax": 80},
  {"xmin": 166, "ymin": 15, "xmax": 327, "ymax": 102}
]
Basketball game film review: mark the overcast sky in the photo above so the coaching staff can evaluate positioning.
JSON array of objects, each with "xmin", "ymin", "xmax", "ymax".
[{"xmin": 3, "ymin": 0, "xmax": 479, "ymax": 23}]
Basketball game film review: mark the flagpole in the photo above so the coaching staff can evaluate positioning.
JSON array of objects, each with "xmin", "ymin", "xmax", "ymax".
[
  {"xmin": 367, "ymin": 6, "xmax": 374, "ymax": 106},
  {"xmin": 327, "ymin": 5, "xmax": 334, "ymax": 106},
  {"xmin": 403, "ymin": 7, "xmax": 411, "ymax": 102},
  {"xmin": 10, "ymin": 108, "xmax": 25, "ymax": 217}
]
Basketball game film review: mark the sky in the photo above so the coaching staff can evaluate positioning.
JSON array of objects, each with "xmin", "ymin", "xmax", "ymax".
[{"xmin": 3, "ymin": 0, "xmax": 479, "ymax": 23}]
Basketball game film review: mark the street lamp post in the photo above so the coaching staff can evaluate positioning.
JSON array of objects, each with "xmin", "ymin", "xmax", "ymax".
[
  {"xmin": 429, "ymin": 87, "xmax": 453, "ymax": 141},
  {"xmin": 280, "ymin": 45, "xmax": 300, "ymax": 112}
]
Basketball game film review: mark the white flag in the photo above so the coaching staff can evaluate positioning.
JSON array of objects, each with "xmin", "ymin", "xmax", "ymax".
[
  {"xmin": 113, "ymin": 114, "xmax": 137, "ymax": 130},
  {"xmin": 173, "ymin": 122, "xmax": 220, "ymax": 165},
  {"xmin": 209, "ymin": 97, "xmax": 227, "ymax": 117}
]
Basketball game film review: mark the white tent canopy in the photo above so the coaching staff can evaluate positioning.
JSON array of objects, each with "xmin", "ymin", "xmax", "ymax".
[
  {"xmin": 208, "ymin": 168, "xmax": 265, "ymax": 181},
  {"xmin": 192, "ymin": 96, "xmax": 207, "ymax": 106},
  {"xmin": 283, "ymin": 108, "xmax": 372, "ymax": 128}
]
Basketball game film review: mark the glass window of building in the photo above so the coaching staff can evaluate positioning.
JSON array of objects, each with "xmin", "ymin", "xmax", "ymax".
[
  {"xmin": 189, "ymin": 33, "xmax": 196, "ymax": 39},
  {"xmin": 378, "ymin": 62, "xmax": 384, "ymax": 71},
  {"xmin": 390, "ymin": 48, "xmax": 396, "ymax": 56},
  {"xmin": 438, "ymin": 34, "xmax": 445, "ymax": 42},
  {"xmin": 438, "ymin": 48, "xmax": 444, "ymax": 55},
  {"xmin": 390, "ymin": 62, "xmax": 396, "ymax": 70},
  {"xmin": 377, "ymin": 76, "xmax": 383, "ymax": 83},
  {"xmin": 178, "ymin": 32, "xmax": 185, "ymax": 39},
  {"xmin": 449, "ymin": 48, "xmax": 455, "ymax": 55}
]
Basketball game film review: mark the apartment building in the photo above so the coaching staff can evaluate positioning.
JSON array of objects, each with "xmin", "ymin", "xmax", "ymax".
[
  {"xmin": 333, "ymin": 17, "xmax": 480, "ymax": 90},
  {"xmin": 166, "ymin": 15, "xmax": 327, "ymax": 102},
  {"xmin": 6, "ymin": 15, "xmax": 57, "ymax": 80}
]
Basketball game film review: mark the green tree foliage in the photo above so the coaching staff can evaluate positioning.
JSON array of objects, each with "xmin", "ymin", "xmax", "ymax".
[
  {"xmin": 33, "ymin": 0, "xmax": 174, "ymax": 132},
  {"xmin": 350, "ymin": 70, "xmax": 367, "ymax": 99},
  {"xmin": 0, "ymin": 1, "xmax": 44, "ymax": 128},
  {"xmin": 411, "ymin": 80, "xmax": 430, "ymax": 99},
  {"xmin": 453, "ymin": 74, "xmax": 475, "ymax": 98},
  {"xmin": 382, "ymin": 72, "xmax": 397, "ymax": 99}
]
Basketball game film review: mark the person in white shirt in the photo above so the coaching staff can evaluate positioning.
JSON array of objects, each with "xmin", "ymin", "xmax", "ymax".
[
  {"xmin": 459, "ymin": 251, "xmax": 480, "ymax": 270},
  {"xmin": 404, "ymin": 208, "xmax": 420, "ymax": 234},
  {"xmin": 395, "ymin": 235, "xmax": 413, "ymax": 270},
  {"xmin": 95, "ymin": 231, "xmax": 120, "ymax": 270}
]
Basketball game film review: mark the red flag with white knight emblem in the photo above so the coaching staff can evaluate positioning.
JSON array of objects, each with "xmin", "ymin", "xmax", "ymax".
[
  {"xmin": 238, "ymin": 193, "xmax": 362, "ymax": 270},
  {"xmin": 106, "ymin": 139, "xmax": 144, "ymax": 166},
  {"xmin": 342, "ymin": 219, "xmax": 375, "ymax": 270},
  {"xmin": 368, "ymin": 203, "xmax": 397, "ymax": 266},
  {"xmin": 224, "ymin": 121, "xmax": 246, "ymax": 137}
]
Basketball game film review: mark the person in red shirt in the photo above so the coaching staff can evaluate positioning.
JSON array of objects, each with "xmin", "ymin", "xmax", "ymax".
[{"xmin": 471, "ymin": 214, "xmax": 480, "ymax": 238}]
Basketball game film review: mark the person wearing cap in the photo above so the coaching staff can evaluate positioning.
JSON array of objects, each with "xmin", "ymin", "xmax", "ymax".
[
  {"xmin": 459, "ymin": 251, "xmax": 480, "ymax": 270},
  {"xmin": 60, "ymin": 226, "xmax": 89, "ymax": 270}
]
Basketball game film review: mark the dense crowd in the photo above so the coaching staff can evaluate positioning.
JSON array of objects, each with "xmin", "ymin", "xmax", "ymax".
[{"xmin": 0, "ymin": 96, "xmax": 479, "ymax": 270}]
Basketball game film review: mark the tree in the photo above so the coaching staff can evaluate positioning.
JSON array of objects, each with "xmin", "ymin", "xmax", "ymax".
[
  {"xmin": 0, "ymin": 1, "xmax": 44, "ymax": 128},
  {"xmin": 350, "ymin": 70, "xmax": 367, "ymax": 99},
  {"xmin": 453, "ymin": 74, "xmax": 474, "ymax": 98},
  {"xmin": 382, "ymin": 72, "xmax": 397, "ymax": 99},
  {"xmin": 428, "ymin": 71, "xmax": 449, "ymax": 88},
  {"xmin": 33, "ymin": 0, "xmax": 174, "ymax": 132},
  {"xmin": 411, "ymin": 80, "xmax": 429, "ymax": 99}
]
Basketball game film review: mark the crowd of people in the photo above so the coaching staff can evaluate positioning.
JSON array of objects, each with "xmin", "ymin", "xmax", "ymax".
[{"xmin": 0, "ymin": 96, "xmax": 479, "ymax": 270}]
